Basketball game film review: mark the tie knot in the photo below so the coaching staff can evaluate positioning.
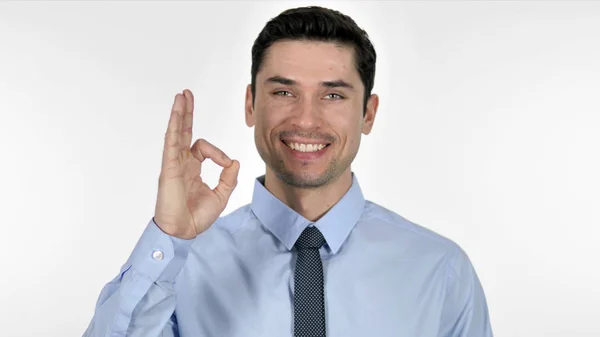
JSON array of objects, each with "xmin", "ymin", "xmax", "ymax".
[{"xmin": 295, "ymin": 226, "xmax": 326, "ymax": 250}]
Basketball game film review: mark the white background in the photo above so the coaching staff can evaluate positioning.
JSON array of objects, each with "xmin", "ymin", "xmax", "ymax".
[{"xmin": 1, "ymin": 1, "xmax": 599, "ymax": 336}]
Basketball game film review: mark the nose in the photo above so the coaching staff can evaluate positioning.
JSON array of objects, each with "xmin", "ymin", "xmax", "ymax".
[{"xmin": 291, "ymin": 96, "xmax": 323, "ymax": 130}]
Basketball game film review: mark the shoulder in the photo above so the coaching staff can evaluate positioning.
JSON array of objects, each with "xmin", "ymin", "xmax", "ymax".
[
  {"xmin": 360, "ymin": 200, "xmax": 479, "ymax": 280},
  {"xmin": 360, "ymin": 200, "xmax": 464, "ymax": 258},
  {"xmin": 188, "ymin": 203, "xmax": 256, "ymax": 248},
  {"xmin": 213, "ymin": 203, "xmax": 255, "ymax": 233}
]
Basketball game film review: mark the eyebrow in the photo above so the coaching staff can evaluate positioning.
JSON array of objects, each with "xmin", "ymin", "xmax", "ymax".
[{"xmin": 264, "ymin": 76, "xmax": 355, "ymax": 90}]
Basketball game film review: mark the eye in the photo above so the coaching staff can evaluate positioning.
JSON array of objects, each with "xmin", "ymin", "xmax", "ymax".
[
  {"xmin": 273, "ymin": 90, "xmax": 293, "ymax": 97},
  {"xmin": 325, "ymin": 93, "xmax": 344, "ymax": 100}
]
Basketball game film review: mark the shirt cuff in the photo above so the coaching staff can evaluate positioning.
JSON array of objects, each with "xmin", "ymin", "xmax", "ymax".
[{"xmin": 124, "ymin": 217, "xmax": 195, "ymax": 282}]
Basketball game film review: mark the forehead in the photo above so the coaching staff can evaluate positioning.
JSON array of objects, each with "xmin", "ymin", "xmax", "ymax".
[{"xmin": 258, "ymin": 40, "xmax": 361, "ymax": 85}]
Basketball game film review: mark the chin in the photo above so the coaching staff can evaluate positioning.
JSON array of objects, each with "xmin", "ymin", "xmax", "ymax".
[{"xmin": 275, "ymin": 167, "xmax": 337, "ymax": 189}]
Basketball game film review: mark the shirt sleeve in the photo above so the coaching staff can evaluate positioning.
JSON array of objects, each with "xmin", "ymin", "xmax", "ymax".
[
  {"xmin": 438, "ymin": 245, "xmax": 494, "ymax": 337},
  {"xmin": 82, "ymin": 218, "xmax": 194, "ymax": 337}
]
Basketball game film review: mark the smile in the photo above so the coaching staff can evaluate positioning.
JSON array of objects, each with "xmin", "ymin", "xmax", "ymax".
[{"xmin": 282, "ymin": 140, "xmax": 330, "ymax": 153}]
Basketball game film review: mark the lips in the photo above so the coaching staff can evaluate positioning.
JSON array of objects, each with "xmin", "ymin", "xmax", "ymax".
[
  {"xmin": 280, "ymin": 139, "xmax": 331, "ymax": 160},
  {"xmin": 281, "ymin": 140, "xmax": 331, "ymax": 150},
  {"xmin": 280, "ymin": 139, "xmax": 331, "ymax": 146}
]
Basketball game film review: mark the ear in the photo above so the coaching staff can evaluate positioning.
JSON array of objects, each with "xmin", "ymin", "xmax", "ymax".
[
  {"xmin": 245, "ymin": 84, "xmax": 255, "ymax": 127},
  {"xmin": 361, "ymin": 94, "xmax": 379, "ymax": 135}
]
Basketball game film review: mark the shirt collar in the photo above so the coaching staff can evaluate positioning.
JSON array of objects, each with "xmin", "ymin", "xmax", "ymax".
[{"xmin": 250, "ymin": 172, "xmax": 366, "ymax": 254}]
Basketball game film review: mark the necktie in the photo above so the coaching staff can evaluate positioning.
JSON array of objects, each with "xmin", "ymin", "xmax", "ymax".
[{"xmin": 293, "ymin": 226, "xmax": 327, "ymax": 337}]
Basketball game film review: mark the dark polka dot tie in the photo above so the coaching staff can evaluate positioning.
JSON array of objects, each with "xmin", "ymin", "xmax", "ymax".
[{"xmin": 293, "ymin": 226, "xmax": 327, "ymax": 337}]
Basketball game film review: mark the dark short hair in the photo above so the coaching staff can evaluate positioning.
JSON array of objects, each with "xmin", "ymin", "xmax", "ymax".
[{"xmin": 250, "ymin": 6, "xmax": 377, "ymax": 116}]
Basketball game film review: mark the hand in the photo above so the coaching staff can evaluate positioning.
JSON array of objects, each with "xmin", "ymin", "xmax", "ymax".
[{"xmin": 153, "ymin": 89, "xmax": 240, "ymax": 239}]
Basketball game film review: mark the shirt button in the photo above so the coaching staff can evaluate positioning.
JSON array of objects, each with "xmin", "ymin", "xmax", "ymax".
[{"xmin": 152, "ymin": 250, "xmax": 164, "ymax": 261}]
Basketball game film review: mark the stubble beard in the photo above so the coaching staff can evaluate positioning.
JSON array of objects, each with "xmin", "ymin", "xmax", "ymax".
[{"xmin": 260, "ymin": 144, "xmax": 356, "ymax": 190}]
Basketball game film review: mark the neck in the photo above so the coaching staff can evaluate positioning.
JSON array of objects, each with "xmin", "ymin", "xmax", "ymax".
[{"xmin": 264, "ymin": 168, "xmax": 353, "ymax": 222}]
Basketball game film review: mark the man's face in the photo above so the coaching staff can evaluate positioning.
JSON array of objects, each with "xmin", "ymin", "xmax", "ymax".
[{"xmin": 245, "ymin": 40, "xmax": 377, "ymax": 189}]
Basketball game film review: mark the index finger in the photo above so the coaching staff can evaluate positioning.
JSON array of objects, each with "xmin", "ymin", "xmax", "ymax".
[{"xmin": 191, "ymin": 138, "xmax": 233, "ymax": 168}]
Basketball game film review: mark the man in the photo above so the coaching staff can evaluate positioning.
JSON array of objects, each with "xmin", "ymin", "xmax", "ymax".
[{"xmin": 84, "ymin": 6, "xmax": 492, "ymax": 337}]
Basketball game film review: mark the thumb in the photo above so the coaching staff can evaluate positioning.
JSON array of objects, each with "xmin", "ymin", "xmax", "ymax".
[{"xmin": 214, "ymin": 159, "xmax": 240, "ymax": 203}]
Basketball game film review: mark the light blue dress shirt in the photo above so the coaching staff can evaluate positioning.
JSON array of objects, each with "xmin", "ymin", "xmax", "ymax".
[{"xmin": 84, "ymin": 172, "xmax": 493, "ymax": 337}]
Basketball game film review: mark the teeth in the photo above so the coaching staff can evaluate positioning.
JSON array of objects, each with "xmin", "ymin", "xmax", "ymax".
[{"xmin": 285, "ymin": 142, "xmax": 327, "ymax": 152}]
